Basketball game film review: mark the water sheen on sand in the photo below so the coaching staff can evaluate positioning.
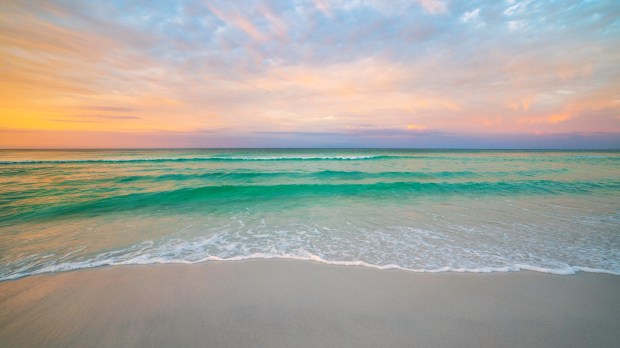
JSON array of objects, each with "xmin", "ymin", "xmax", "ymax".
[{"xmin": 0, "ymin": 149, "xmax": 619, "ymax": 280}]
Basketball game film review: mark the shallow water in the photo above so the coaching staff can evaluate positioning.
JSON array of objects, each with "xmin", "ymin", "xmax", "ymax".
[{"xmin": 1, "ymin": 149, "xmax": 619, "ymax": 280}]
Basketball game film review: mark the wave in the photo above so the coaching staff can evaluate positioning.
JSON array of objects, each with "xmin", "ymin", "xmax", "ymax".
[
  {"xmin": 2, "ymin": 250, "xmax": 619, "ymax": 281},
  {"xmin": 6, "ymin": 168, "xmax": 572, "ymax": 186},
  {"xmin": 161, "ymin": 168, "xmax": 566, "ymax": 180},
  {"xmin": 0, "ymin": 155, "xmax": 401, "ymax": 165},
  {"xmin": 112, "ymin": 170, "xmax": 482, "ymax": 183},
  {"xmin": 2, "ymin": 179, "xmax": 618, "ymax": 226}
]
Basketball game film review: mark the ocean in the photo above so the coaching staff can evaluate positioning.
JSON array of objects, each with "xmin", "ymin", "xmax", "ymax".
[{"xmin": 0, "ymin": 149, "xmax": 619, "ymax": 280}]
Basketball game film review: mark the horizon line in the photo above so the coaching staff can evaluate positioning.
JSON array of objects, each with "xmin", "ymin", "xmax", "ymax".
[{"xmin": 1, "ymin": 147, "xmax": 619, "ymax": 151}]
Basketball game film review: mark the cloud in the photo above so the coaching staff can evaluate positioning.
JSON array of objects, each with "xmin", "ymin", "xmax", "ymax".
[
  {"xmin": 407, "ymin": 124, "xmax": 428, "ymax": 130},
  {"xmin": 460, "ymin": 8, "xmax": 485, "ymax": 28},
  {"xmin": 1, "ymin": 0, "xmax": 619, "ymax": 148},
  {"xmin": 504, "ymin": 0, "xmax": 533, "ymax": 16},
  {"xmin": 79, "ymin": 106, "xmax": 137, "ymax": 112},
  {"xmin": 461, "ymin": 8, "xmax": 480, "ymax": 22},
  {"xmin": 68, "ymin": 115, "xmax": 141, "ymax": 120},
  {"xmin": 258, "ymin": 125, "xmax": 440, "ymax": 138},
  {"xmin": 311, "ymin": 0, "xmax": 447, "ymax": 16},
  {"xmin": 518, "ymin": 113, "xmax": 572, "ymax": 125},
  {"xmin": 416, "ymin": 0, "xmax": 447, "ymax": 14}
]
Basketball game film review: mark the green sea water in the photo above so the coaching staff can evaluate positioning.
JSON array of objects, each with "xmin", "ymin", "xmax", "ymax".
[{"xmin": 0, "ymin": 149, "xmax": 619, "ymax": 279}]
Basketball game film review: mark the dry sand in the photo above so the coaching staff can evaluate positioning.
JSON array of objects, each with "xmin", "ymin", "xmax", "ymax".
[{"xmin": 1, "ymin": 260, "xmax": 619, "ymax": 347}]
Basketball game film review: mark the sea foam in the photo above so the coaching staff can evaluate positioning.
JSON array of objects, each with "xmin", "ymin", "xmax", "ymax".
[{"xmin": 3, "ymin": 248, "xmax": 619, "ymax": 282}]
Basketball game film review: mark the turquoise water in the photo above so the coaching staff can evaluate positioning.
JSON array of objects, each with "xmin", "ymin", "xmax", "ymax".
[{"xmin": 0, "ymin": 149, "xmax": 619, "ymax": 280}]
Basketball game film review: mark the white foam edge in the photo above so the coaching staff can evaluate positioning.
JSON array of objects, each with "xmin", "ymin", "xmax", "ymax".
[{"xmin": 2, "ymin": 251, "xmax": 619, "ymax": 281}]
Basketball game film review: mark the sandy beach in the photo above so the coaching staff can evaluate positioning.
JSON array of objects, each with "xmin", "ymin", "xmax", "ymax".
[{"xmin": 1, "ymin": 260, "xmax": 619, "ymax": 347}]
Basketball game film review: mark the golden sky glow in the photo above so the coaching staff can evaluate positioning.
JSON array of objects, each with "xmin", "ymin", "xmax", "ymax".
[{"xmin": 1, "ymin": 0, "xmax": 619, "ymax": 148}]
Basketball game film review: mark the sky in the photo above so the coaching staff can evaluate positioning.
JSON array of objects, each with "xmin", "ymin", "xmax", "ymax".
[{"xmin": 1, "ymin": 0, "xmax": 619, "ymax": 148}]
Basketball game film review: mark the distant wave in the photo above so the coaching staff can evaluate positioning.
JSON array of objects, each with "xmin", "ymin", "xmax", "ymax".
[
  {"xmin": 110, "ymin": 170, "xmax": 482, "ymax": 183},
  {"xmin": 0, "ymin": 167, "xmax": 572, "ymax": 182},
  {"xmin": 113, "ymin": 168, "xmax": 570, "ymax": 182},
  {"xmin": 3, "ymin": 154, "xmax": 618, "ymax": 165},
  {"xmin": 2, "ymin": 179, "xmax": 618, "ymax": 227},
  {"xmin": 0, "ymin": 155, "xmax": 401, "ymax": 165}
]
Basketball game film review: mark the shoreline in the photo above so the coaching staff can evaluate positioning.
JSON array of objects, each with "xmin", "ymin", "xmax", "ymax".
[
  {"xmin": 2, "ymin": 260, "xmax": 620, "ymax": 347},
  {"xmin": 4, "ymin": 255, "xmax": 619, "ymax": 282}
]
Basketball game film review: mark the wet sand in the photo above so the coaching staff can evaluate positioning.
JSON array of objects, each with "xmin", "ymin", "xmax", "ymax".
[{"xmin": 1, "ymin": 260, "xmax": 619, "ymax": 347}]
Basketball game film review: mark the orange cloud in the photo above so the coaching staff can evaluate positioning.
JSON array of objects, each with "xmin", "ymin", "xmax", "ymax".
[
  {"xmin": 510, "ymin": 99, "xmax": 531, "ymax": 111},
  {"xmin": 518, "ymin": 113, "xmax": 572, "ymax": 125},
  {"xmin": 406, "ymin": 124, "xmax": 428, "ymax": 130}
]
